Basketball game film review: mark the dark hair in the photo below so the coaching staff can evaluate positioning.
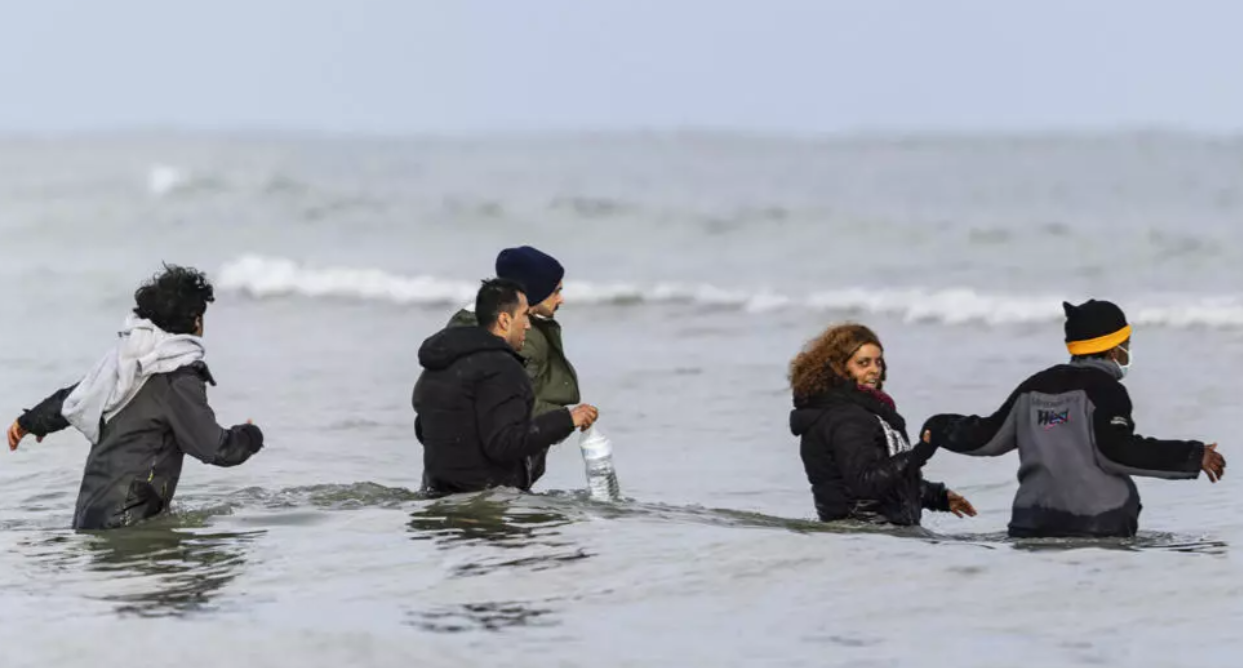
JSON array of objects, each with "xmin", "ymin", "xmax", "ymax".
[
  {"xmin": 789, "ymin": 323, "xmax": 886, "ymax": 401},
  {"xmin": 475, "ymin": 277, "xmax": 526, "ymax": 329},
  {"xmin": 132, "ymin": 263, "xmax": 215, "ymax": 334}
]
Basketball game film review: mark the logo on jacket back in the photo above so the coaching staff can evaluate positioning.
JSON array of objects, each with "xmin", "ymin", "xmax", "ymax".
[{"xmin": 1037, "ymin": 409, "xmax": 1069, "ymax": 429}]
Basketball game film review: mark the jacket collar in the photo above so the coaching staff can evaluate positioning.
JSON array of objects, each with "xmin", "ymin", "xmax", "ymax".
[
  {"xmin": 1071, "ymin": 357, "xmax": 1123, "ymax": 380},
  {"xmin": 795, "ymin": 381, "xmax": 906, "ymax": 433}
]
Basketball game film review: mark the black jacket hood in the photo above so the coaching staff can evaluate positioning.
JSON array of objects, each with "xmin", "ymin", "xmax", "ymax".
[
  {"xmin": 418, "ymin": 325, "xmax": 519, "ymax": 371},
  {"xmin": 789, "ymin": 382, "xmax": 905, "ymax": 437}
]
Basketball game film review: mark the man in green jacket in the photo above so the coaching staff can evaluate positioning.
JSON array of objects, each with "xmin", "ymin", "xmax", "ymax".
[{"xmin": 446, "ymin": 246, "xmax": 584, "ymax": 485}]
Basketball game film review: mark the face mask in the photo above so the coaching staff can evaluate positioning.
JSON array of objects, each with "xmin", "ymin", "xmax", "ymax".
[{"xmin": 1115, "ymin": 345, "xmax": 1132, "ymax": 378}]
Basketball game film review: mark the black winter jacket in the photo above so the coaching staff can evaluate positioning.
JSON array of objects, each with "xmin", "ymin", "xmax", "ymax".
[
  {"xmin": 790, "ymin": 382, "xmax": 947, "ymax": 525},
  {"xmin": 412, "ymin": 325, "xmax": 575, "ymax": 496}
]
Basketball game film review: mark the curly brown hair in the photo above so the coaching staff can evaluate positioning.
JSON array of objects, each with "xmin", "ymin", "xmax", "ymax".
[{"xmin": 789, "ymin": 323, "xmax": 886, "ymax": 401}]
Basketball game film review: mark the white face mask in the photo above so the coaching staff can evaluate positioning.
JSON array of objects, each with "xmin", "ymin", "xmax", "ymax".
[{"xmin": 1115, "ymin": 345, "xmax": 1132, "ymax": 378}]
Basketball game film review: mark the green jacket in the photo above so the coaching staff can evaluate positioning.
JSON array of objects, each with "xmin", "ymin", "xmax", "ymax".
[{"xmin": 447, "ymin": 308, "xmax": 580, "ymax": 417}]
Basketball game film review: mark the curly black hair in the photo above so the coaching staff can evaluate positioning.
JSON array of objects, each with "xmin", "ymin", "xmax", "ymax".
[{"xmin": 132, "ymin": 263, "xmax": 215, "ymax": 334}]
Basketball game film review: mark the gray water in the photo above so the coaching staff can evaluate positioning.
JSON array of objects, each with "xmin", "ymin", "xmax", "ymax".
[{"xmin": 0, "ymin": 131, "xmax": 1240, "ymax": 667}]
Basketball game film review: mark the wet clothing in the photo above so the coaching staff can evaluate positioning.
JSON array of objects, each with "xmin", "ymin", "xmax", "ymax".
[
  {"xmin": 447, "ymin": 308, "xmax": 581, "ymax": 485},
  {"xmin": 412, "ymin": 324, "xmax": 576, "ymax": 496},
  {"xmin": 447, "ymin": 308, "xmax": 581, "ymax": 415},
  {"xmin": 61, "ymin": 315, "xmax": 204, "ymax": 444},
  {"xmin": 790, "ymin": 381, "xmax": 947, "ymax": 526},
  {"xmin": 17, "ymin": 362, "xmax": 263, "ymax": 530},
  {"xmin": 922, "ymin": 358, "xmax": 1205, "ymax": 538}
]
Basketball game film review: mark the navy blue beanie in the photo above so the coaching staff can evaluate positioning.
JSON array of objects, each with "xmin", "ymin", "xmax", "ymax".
[{"xmin": 495, "ymin": 246, "xmax": 564, "ymax": 306}]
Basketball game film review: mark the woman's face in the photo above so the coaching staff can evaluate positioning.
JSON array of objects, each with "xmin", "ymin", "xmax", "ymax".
[{"xmin": 846, "ymin": 343, "xmax": 884, "ymax": 389}]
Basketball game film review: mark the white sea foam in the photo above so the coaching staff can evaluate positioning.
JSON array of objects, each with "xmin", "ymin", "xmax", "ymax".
[{"xmin": 217, "ymin": 255, "xmax": 1243, "ymax": 329}]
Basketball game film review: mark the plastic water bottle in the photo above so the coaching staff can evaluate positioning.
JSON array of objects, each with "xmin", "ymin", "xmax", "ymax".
[{"xmin": 579, "ymin": 426, "xmax": 621, "ymax": 502}]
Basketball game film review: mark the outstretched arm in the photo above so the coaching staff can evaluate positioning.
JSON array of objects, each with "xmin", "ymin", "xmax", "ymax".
[
  {"xmin": 921, "ymin": 387, "xmax": 1022, "ymax": 458},
  {"xmin": 9, "ymin": 383, "xmax": 78, "ymax": 450},
  {"xmin": 1089, "ymin": 383, "xmax": 1204, "ymax": 479}
]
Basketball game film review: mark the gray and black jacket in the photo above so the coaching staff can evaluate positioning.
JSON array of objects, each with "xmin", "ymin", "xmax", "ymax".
[
  {"xmin": 922, "ymin": 359, "xmax": 1204, "ymax": 538},
  {"xmin": 16, "ymin": 362, "xmax": 263, "ymax": 530}
]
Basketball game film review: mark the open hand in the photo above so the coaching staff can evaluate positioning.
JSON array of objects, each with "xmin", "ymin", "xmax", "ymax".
[
  {"xmin": 947, "ymin": 490, "xmax": 977, "ymax": 518},
  {"xmin": 1202, "ymin": 443, "xmax": 1225, "ymax": 483}
]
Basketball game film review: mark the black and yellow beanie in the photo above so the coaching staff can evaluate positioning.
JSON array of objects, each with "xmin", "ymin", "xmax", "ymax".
[{"xmin": 1063, "ymin": 299, "xmax": 1130, "ymax": 355}]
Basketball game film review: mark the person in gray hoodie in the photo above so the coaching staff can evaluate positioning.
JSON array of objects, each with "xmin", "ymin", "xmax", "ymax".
[{"xmin": 6, "ymin": 264, "xmax": 264, "ymax": 530}]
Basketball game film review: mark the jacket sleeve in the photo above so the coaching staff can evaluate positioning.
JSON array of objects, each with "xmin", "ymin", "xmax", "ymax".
[
  {"xmin": 921, "ymin": 387, "xmax": 1022, "ymax": 457},
  {"xmin": 475, "ymin": 363, "xmax": 575, "ymax": 464},
  {"xmin": 829, "ymin": 415, "xmax": 931, "ymax": 500},
  {"xmin": 162, "ymin": 373, "xmax": 263, "ymax": 467},
  {"xmin": 920, "ymin": 479, "xmax": 951, "ymax": 511},
  {"xmin": 1088, "ymin": 382, "xmax": 1203, "ymax": 479},
  {"xmin": 15, "ymin": 383, "xmax": 78, "ymax": 437}
]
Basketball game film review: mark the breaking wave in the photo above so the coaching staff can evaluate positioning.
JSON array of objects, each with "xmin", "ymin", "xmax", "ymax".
[{"xmin": 217, "ymin": 255, "xmax": 1243, "ymax": 329}]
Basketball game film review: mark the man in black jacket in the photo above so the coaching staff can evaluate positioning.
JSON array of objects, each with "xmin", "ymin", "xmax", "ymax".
[
  {"xmin": 412, "ymin": 278, "xmax": 598, "ymax": 496},
  {"xmin": 922, "ymin": 299, "xmax": 1226, "ymax": 538}
]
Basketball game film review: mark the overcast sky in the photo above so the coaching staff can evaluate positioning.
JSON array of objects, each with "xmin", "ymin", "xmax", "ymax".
[{"xmin": 2, "ymin": 1, "xmax": 1240, "ymax": 135}]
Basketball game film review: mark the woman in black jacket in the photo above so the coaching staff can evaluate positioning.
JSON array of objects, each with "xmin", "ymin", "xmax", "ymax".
[{"xmin": 789, "ymin": 323, "xmax": 976, "ymax": 526}]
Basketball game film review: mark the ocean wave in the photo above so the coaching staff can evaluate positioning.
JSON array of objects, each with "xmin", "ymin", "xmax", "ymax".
[
  {"xmin": 146, "ymin": 163, "xmax": 227, "ymax": 197},
  {"xmin": 217, "ymin": 255, "xmax": 1243, "ymax": 329}
]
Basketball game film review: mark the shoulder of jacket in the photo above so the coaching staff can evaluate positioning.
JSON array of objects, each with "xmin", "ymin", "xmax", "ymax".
[
  {"xmin": 447, "ymin": 309, "xmax": 478, "ymax": 328},
  {"xmin": 1019, "ymin": 364, "xmax": 1066, "ymax": 387},
  {"xmin": 470, "ymin": 347, "xmax": 527, "ymax": 375},
  {"xmin": 822, "ymin": 402, "xmax": 877, "ymax": 431},
  {"xmin": 1084, "ymin": 372, "xmax": 1130, "ymax": 407},
  {"xmin": 473, "ymin": 351, "xmax": 534, "ymax": 396},
  {"xmin": 166, "ymin": 361, "xmax": 216, "ymax": 386},
  {"xmin": 1018, "ymin": 364, "xmax": 1091, "ymax": 393},
  {"xmin": 1016, "ymin": 364, "xmax": 1128, "ymax": 404}
]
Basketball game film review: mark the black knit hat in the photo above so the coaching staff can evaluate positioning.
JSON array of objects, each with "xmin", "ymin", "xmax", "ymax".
[
  {"xmin": 495, "ymin": 246, "xmax": 564, "ymax": 306},
  {"xmin": 1063, "ymin": 299, "xmax": 1130, "ymax": 355}
]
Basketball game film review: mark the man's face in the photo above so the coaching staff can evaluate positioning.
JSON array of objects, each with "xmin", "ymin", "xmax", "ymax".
[
  {"xmin": 530, "ymin": 281, "xmax": 564, "ymax": 318},
  {"xmin": 498, "ymin": 292, "xmax": 532, "ymax": 351}
]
